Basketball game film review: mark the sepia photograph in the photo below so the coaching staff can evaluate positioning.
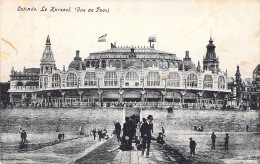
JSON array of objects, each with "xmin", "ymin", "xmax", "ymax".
[{"xmin": 0, "ymin": 0, "xmax": 259, "ymax": 163}]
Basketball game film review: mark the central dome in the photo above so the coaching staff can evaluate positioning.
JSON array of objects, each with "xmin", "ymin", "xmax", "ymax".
[{"xmin": 68, "ymin": 50, "xmax": 86, "ymax": 70}]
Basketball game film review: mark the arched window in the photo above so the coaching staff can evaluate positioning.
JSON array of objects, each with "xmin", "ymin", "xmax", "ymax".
[
  {"xmin": 167, "ymin": 72, "xmax": 180, "ymax": 87},
  {"xmin": 86, "ymin": 61, "xmax": 90, "ymax": 68},
  {"xmin": 218, "ymin": 76, "xmax": 225, "ymax": 89},
  {"xmin": 91, "ymin": 61, "xmax": 95, "ymax": 67},
  {"xmin": 115, "ymin": 60, "xmax": 121, "ymax": 68},
  {"xmin": 52, "ymin": 74, "xmax": 61, "ymax": 88},
  {"xmin": 84, "ymin": 72, "xmax": 97, "ymax": 86},
  {"xmin": 147, "ymin": 72, "xmax": 160, "ymax": 86},
  {"xmin": 125, "ymin": 71, "xmax": 139, "ymax": 81},
  {"xmin": 67, "ymin": 72, "xmax": 78, "ymax": 87},
  {"xmin": 109, "ymin": 60, "xmax": 115, "ymax": 67},
  {"xmin": 101, "ymin": 60, "xmax": 106, "ymax": 68},
  {"xmin": 144, "ymin": 60, "xmax": 151, "ymax": 68},
  {"xmin": 104, "ymin": 72, "xmax": 118, "ymax": 86},
  {"xmin": 186, "ymin": 74, "xmax": 198, "ymax": 88},
  {"xmin": 204, "ymin": 75, "xmax": 213, "ymax": 89},
  {"xmin": 152, "ymin": 60, "xmax": 157, "ymax": 67},
  {"xmin": 95, "ymin": 61, "xmax": 100, "ymax": 68}
]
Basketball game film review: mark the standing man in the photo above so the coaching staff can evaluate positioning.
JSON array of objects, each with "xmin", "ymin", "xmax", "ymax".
[
  {"xmin": 211, "ymin": 132, "xmax": 216, "ymax": 149},
  {"xmin": 92, "ymin": 128, "xmax": 96, "ymax": 140},
  {"xmin": 21, "ymin": 130, "xmax": 27, "ymax": 143},
  {"xmin": 115, "ymin": 121, "xmax": 121, "ymax": 143},
  {"xmin": 189, "ymin": 137, "xmax": 197, "ymax": 157},
  {"xmin": 140, "ymin": 116, "xmax": 152, "ymax": 157},
  {"xmin": 224, "ymin": 133, "xmax": 229, "ymax": 149}
]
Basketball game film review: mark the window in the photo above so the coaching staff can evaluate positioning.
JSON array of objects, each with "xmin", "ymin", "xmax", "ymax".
[
  {"xmin": 84, "ymin": 72, "xmax": 97, "ymax": 86},
  {"xmin": 204, "ymin": 75, "xmax": 213, "ymax": 89},
  {"xmin": 186, "ymin": 74, "xmax": 198, "ymax": 88},
  {"xmin": 218, "ymin": 76, "xmax": 225, "ymax": 89},
  {"xmin": 167, "ymin": 72, "xmax": 180, "ymax": 87},
  {"xmin": 52, "ymin": 74, "xmax": 61, "ymax": 88},
  {"xmin": 67, "ymin": 72, "xmax": 78, "ymax": 87},
  {"xmin": 125, "ymin": 71, "xmax": 139, "ymax": 81},
  {"xmin": 104, "ymin": 72, "xmax": 118, "ymax": 86},
  {"xmin": 147, "ymin": 72, "xmax": 160, "ymax": 86}
]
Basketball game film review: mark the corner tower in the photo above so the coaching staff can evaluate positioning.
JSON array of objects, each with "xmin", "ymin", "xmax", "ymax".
[
  {"xmin": 40, "ymin": 35, "xmax": 55, "ymax": 74},
  {"xmin": 203, "ymin": 36, "xmax": 219, "ymax": 72}
]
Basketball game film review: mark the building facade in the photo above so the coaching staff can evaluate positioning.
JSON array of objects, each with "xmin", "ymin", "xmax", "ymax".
[{"xmin": 8, "ymin": 36, "xmax": 231, "ymax": 108}]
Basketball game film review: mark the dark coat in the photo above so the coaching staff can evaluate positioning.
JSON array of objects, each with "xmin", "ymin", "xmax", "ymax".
[{"xmin": 140, "ymin": 122, "xmax": 151, "ymax": 140}]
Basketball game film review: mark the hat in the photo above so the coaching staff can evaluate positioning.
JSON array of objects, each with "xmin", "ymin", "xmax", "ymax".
[{"xmin": 22, "ymin": 129, "xmax": 25, "ymax": 131}]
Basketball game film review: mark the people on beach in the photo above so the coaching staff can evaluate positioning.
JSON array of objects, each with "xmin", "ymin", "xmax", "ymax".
[
  {"xmin": 211, "ymin": 132, "xmax": 216, "ymax": 149},
  {"xmin": 246, "ymin": 125, "xmax": 249, "ymax": 132},
  {"xmin": 156, "ymin": 132, "xmax": 165, "ymax": 144},
  {"xmin": 224, "ymin": 133, "xmax": 229, "ymax": 149},
  {"xmin": 140, "ymin": 117, "xmax": 152, "ymax": 157},
  {"xmin": 162, "ymin": 127, "xmax": 165, "ymax": 136},
  {"xmin": 114, "ymin": 120, "xmax": 122, "ymax": 143},
  {"xmin": 122, "ymin": 117, "xmax": 133, "ymax": 150},
  {"xmin": 189, "ymin": 137, "xmax": 197, "ymax": 157},
  {"xmin": 98, "ymin": 129, "xmax": 102, "ymax": 141},
  {"xmin": 92, "ymin": 128, "xmax": 96, "ymax": 140},
  {"xmin": 58, "ymin": 133, "xmax": 63, "ymax": 141},
  {"xmin": 21, "ymin": 129, "xmax": 27, "ymax": 143}
]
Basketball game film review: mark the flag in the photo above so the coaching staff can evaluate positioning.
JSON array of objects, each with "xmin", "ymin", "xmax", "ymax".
[
  {"xmin": 148, "ymin": 35, "xmax": 156, "ymax": 42},
  {"xmin": 98, "ymin": 34, "xmax": 107, "ymax": 42}
]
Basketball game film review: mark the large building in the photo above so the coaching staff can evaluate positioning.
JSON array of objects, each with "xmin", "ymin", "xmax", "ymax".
[{"xmin": 8, "ymin": 36, "xmax": 231, "ymax": 108}]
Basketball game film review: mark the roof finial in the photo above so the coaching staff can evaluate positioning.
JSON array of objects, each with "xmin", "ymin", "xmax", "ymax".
[
  {"xmin": 46, "ymin": 35, "xmax": 51, "ymax": 45},
  {"xmin": 209, "ymin": 30, "xmax": 213, "ymax": 43}
]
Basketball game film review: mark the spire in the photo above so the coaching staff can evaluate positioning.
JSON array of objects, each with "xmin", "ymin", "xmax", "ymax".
[
  {"xmin": 235, "ymin": 65, "xmax": 241, "ymax": 77},
  {"xmin": 197, "ymin": 60, "xmax": 201, "ymax": 72},
  {"xmin": 41, "ymin": 35, "xmax": 55, "ymax": 64},
  {"xmin": 209, "ymin": 30, "xmax": 213, "ymax": 43},
  {"xmin": 46, "ymin": 35, "xmax": 51, "ymax": 45}
]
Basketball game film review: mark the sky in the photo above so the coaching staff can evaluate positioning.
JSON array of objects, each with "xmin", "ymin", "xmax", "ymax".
[{"xmin": 0, "ymin": 0, "xmax": 259, "ymax": 82}]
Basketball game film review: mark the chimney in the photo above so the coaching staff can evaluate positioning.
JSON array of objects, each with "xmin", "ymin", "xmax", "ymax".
[
  {"xmin": 76, "ymin": 50, "xmax": 80, "ymax": 58},
  {"xmin": 185, "ymin": 51, "xmax": 189, "ymax": 58}
]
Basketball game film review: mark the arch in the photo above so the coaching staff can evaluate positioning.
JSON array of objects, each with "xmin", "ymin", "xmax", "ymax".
[
  {"xmin": 218, "ymin": 76, "xmax": 225, "ymax": 89},
  {"xmin": 152, "ymin": 60, "xmax": 157, "ymax": 67},
  {"xmin": 66, "ymin": 72, "xmax": 78, "ymax": 87},
  {"xmin": 144, "ymin": 60, "xmax": 151, "ymax": 68},
  {"xmin": 52, "ymin": 74, "xmax": 61, "ymax": 88},
  {"xmin": 86, "ymin": 61, "xmax": 90, "ymax": 68},
  {"xmin": 167, "ymin": 72, "xmax": 180, "ymax": 87},
  {"xmin": 125, "ymin": 70, "xmax": 139, "ymax": 86},
  {"xmin": 147, "ymin": 72, "xmax": 160, "ymax": 86},
  {"xmin": 163, "ymin": 61, "xmax": 169, "ymax": 68},
  {"xmin": 186, "ymin": 73, "xmax": 198, "ymax": 88},
  {"xmin": 95, "ymin": 61, "xmax": 100, "ymax": 68},
  {"xmin": 115, "ymin": 60, "xmax": 121, "ymax": 68},
  {"xmin": 109, "ymin": 60, "xmax": 115, "ymax": 67},
  {"xmin": 17, "ymin": 81, "xmax": 23, "ymax": 86},
  {"xmin": 122, "ymin": 60, "xmax": 127, "ymax": 69},
  {"xmin": 159, "ymin": 60, "xmax": 163, "ymax": 68},
  {"xmin": 101, "ymin": 60, "xmax": 106, "ymax": 68},
  {"xmin": 204, "ymin": 75, "xmax": 213, "ymax": 89},
  {"xmin": 104, "ymin": 71, "xmax": 118, "ymax": 86},
  {"xmin": 84, "ymin": 72, "xmax": 97, "ymax": 86},
  {"xmin": 91, "ymin": 61, "xmax": 95, "ymax": 67},
  {"xmin": 125, "ymin": 71, "xmax": 139, "ymax": 80}
]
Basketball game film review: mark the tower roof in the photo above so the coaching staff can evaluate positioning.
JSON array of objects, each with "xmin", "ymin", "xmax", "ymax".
[
  {"xmin": 205, "ymin": 37, "xmax": 216, "ymax": 60},
  {"xmin": 41, "ymin": 35, "xmax": 55, "ymax": 64}
]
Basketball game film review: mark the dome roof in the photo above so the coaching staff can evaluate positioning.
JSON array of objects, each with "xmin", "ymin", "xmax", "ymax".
[{"xmin": 68, "ymin": 50, "xmax": 86, "ymax": 70}]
